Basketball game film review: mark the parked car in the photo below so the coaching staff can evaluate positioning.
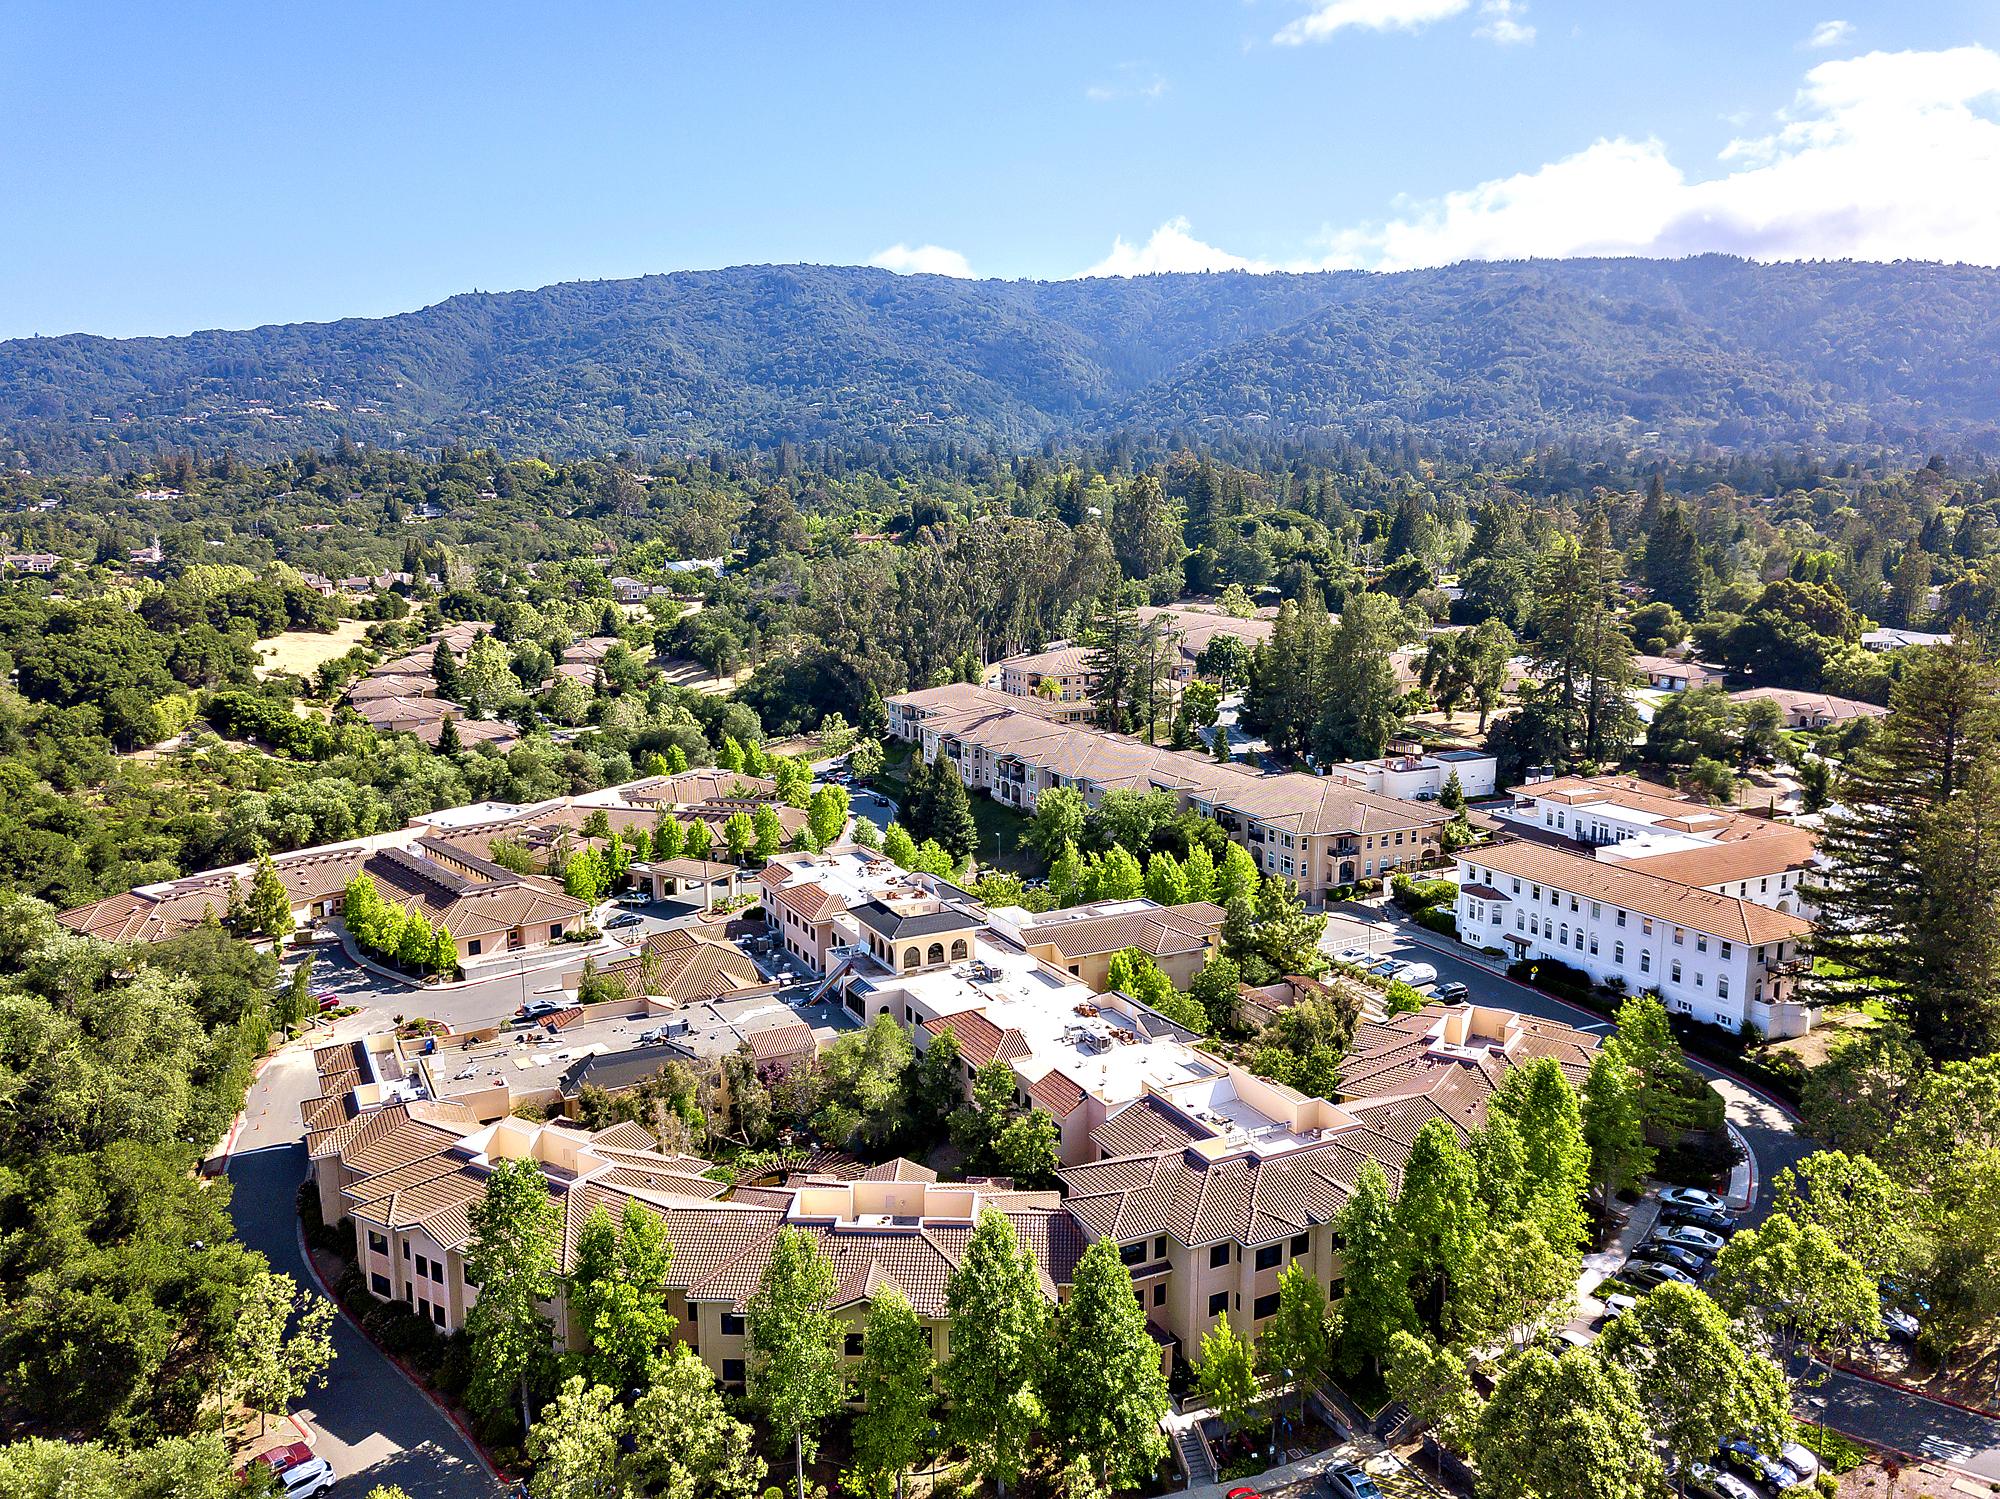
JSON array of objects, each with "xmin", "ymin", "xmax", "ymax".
[
  {"xmin": 317, "ymin": 993, "xmax": 342, "ymax": 1013},
  {"xmin": 605, "ymin": 912, "xmax": 645, "ymax": 929},
  {"xmin": 1881, "ymin": 1298, "xmax": 1920, "ymax": 1341},
  {"xmin": 1650, "ymin": 1223, "xmax": 1728, "ymax": 1256},
  {"xmin": 1622, "ymin": 1261, "xmax": 1696, "ymax": 1291},
  {"xmin": 519, "ymin": 998, "xmax": 564, "ymax": 1019},
  {"xmin": 1392, "ymin": 962, "xmax": 1437, "ymax": 987},
  {"xmin": 1225, "ymin": 1489, "xmax": 1262, "ymax": 1499},
  {"xmin": 1685, "ymin": 1462, "xmax": 1760, "ymax": 1499},
  {"xmin": 1432, "ymin": 980, "xmax": 1469, "ymax": 1003},
  {"xmin": 1629, "ymin": 1242, "xmax": 1710, "ymax": 1277},
  {"xmin": 1776, "ymin": 1439, "xmax": 1821, "ymax": 1481},
  {"xmin": 239, "ymin": 1443, "xmax": 314, "ymax": 1480},
  {"xmin": 1366, "ymin": 959, "xmax": 1401, "ymax": 977},
  {"xmin": 616, "ymin": 890, "xmax": 651, "ymax": 906},
  {"xmin": 1599, "ymin": 1292, "xmax": 1637, "ymax": 1321},
  {"xmin": 277, "ymin": 1457, "xmax": 337, "ymax": 1499},
  {"xmin": 1659, "ymin": 1201, "xmax": 1736, "ymax": 1236},
  {"xmin": 1720, "ymin": 1439, "xmax": 1805, "ymax": 1493},
  {"xmin": 1659, "ymin": 1185, "xmax": 1729, "ymax": 1213},
  {"xmin": 1320, "ymin": 1464, "xmax": 1384, "ymax": 1499},
  {"xmin": 1333, "ymin": 947, "xmax": 1371, "ymax": 966}
]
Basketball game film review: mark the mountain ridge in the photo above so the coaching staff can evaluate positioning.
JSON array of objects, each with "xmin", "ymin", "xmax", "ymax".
[{"xmin": 4, "ymin": 257, "xmax": 1998, "ymax": 469}]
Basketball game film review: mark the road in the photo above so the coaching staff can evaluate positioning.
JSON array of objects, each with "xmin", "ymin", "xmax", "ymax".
[{"xmin": 225, "ymin": 1030, "xmax": 501, "ymax": 1499}]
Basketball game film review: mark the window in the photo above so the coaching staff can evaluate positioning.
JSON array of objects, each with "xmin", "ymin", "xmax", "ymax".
[
  {"xmin": 1720, "ymin": 942, "xmax": 1733, "ymax": 961},
  {"xmin": 1155, "ymin": 1236, "xmax": 1169, "ymax": 1260},
  {"xmin": 431, "ymin": 1302, "xmax": 446, "ymax": 1327},
  {"xmin": 549, "ymin": 924, "xmax": 562, "ymax": 940},
  {"xmin": 1559, "ymin": 924, "xmax": 1569, "ymax": 945},
  {"xmin": 467, "ymin": 939, "xmax": 482, "ymax": 957},
  {"xmin": 1208, "ymin": 1291, "xmax": 1230, "ymax": 1317},
  {"xmin": 1209, "ymin": 1243, "xmax": 1231, "ymax": 1269},
  {"xmin": 1291, "ymin": 1233, "xmax": 1309, "ymax": 1257},
  {"xmin": 1673, "ymin": 927, "xmax": 1685, "ymax": 946},
  {"xmin": 430, "ymin": 1260, "xmax": 444, "ymax": 1284},
  {"xmin": 905, "ymin": 947, "xmax": 921, "ymax": 968},
  {"xmin": 1671, "ymin": 961, "xmax": 1682, "ymax": 984},
  {"xmin": 402, "ymin": 1241, "xmax": 411, "ymax": 1260},
  {"xmin": 720, "ymin": 1313, "xmax": 745, "ymax": 1336},
  {"xmin": 1616, "ymin": 909, "xmax": 1627, "ymax": 927},
  {"xmin": 1640, "ymin": 952, "xmax": 1652, "ymax": 974},
  {"xmin": 1253, "ymin": 1292, "xmax": 1281, "ymax": 1320},
  {"xmin": 927, "ymin": 942, "xmax": 945, "ymax": 966},
  {"xmin": 1589, "ymin": 935, "xmax": 1599, "ymax": 955},
  {"xmin": 1718, "ymin": 977, "xmax": 1730, "ymax": 999},
  {"xmin": 1121, "ymin": 1241, "xmax": 1148, "ymax": 1267},
  {"xmin": 368, "ymin": 1231, "xmax": 389, "ymax": 1255},
  {"xmin": 1696, "ymin": 935, "xmax": 1708, "ymax": 953},
  {"xmin": 845, "ymin": 1333, "xmax": 864, "ymax": 1357},
  {"xmin": 1153, "ymin": 1285, "xmax": 1167, "ymax": 1307},
  {"xmin": 1614, "ymin": 942, "xmax": 1625, "ymax": 965},
  {"xmin": 951, "ymin": 938, "xmax": 969, "ymax": 961},
  {"xmin": 370, "ymin": 1272, "xmax": 391, "ymax": 1297},
  {"xmin": 1254, "ymin": 1244, "xmax": 1282, "ymax": 1272},
  {"xmin": 722, "ymin": 1359, "xmax": 745, "ymax": 1384},
  {"xmin": 416, "ymin": 1253, "xmax": 430, "ymax": 1277},
  {"xmin": 1590, "ymin": 902, "xmax": 1601, "ymax": 919}
]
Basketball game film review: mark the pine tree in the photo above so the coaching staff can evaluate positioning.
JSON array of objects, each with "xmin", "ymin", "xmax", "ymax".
[
  {"xmin": 927, "ymin": 761, "xmax": 979, "ymax": 864},
  {"xmin": 248, "ymin": 854, "xmax": 294, "ymax": 940}
]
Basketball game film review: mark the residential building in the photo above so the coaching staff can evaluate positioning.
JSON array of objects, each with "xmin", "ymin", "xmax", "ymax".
[
  {"xmin": 985, "ymin": 897, "xmax": 1224, "ymax": 989},
  {"xmin": 1729, "ymin": 687, "xmax": 1888, "ymax": 730},
  {"xmin": 2, "ymin": 552, "xmax": 60, "ymax": 574},
  {"xmin": 1325, "ymin": 747, "xmax": 1497, "ymax": 801},
  {"xmin": 989, "ymin": 606, "xmax": 1275, "ymax": 720},
  {"xmin": 1452, "ymin": 839, "xmax": 1812, "ymax": 1035},
  {"xmin": 1632, "ymin": 655, "xmax": 1725, "ymax": 692},
  {"xmin": 885, "ymin": 687, "xmax": 1450, "ymax": 901},
  {"xmin": 757, "ymin": 847, "xmax": 950, "ymax": 973},
  {"xmin": 1861, "ymin": 627, "xmax": 1952, "ymax": 651}
]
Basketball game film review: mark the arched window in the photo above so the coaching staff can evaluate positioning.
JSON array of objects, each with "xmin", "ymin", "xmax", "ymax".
[
  {"xmin": 950, "ymin": 938, "xmax": 969, "ymax": 961},
  {"xmin": 904, "ymin": 946, "xmax": 921, "ymax": 969},
  {"xmin": 927, "ymin": 942, "xmax": 946, "ymax": 966}
]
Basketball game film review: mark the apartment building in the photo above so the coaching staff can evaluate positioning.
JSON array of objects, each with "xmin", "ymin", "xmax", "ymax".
[
  {"xmin": 885, "ymin": 686, "xmax": 1449, "ymax": 901},
  {"xmin": 1453, "ymin": 839, "xmax": 1812, "ymax": 1035},
  {"xmin": 1325, "ymin": 747, "xmax": 1497, "ymax": 802},
  {"xmin": 989, "ymin": 606, "xmax": 1275, "ymax": 720},
  {"xmin": 757, "ymin": 847, "xmax": 962, "ymax": 973},
  {"xmin": 1632, "ymin": 655, "xmax": 1725, "ymax": 692},
  {"xmin": 985, "ymin": 897, "xmax": 1225, "ymax": 989}
]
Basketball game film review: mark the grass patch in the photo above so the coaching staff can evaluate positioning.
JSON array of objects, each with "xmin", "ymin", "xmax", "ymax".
[
  {"xmin": 253, "ymin": 618, "xmax": 372, "ymax": 678},
  {"xmin": 1795, "ymin": 1420, "xmax": 1870, "ymax": 1475}
]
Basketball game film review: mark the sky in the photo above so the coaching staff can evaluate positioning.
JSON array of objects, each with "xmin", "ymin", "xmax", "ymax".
[{"xmin": 3, "ymin": 1, "xmax": 1998, "ymax": 339}]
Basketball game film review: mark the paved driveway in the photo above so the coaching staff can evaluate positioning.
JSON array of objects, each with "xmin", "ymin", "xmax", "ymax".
[{"xmin": 225, "ymin": 1033, "xmax": 500, "ymax": 1499}]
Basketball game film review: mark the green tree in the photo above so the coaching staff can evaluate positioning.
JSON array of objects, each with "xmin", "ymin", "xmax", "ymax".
[
  {"xmin": 1046, "ymin": 1239, "xmax": 1171, "ymax": 1489},
  {"xmin": 1026, "ymin": 786, "xmax": 1088, "ymax": 864},
  {"xmin": 1707, "ymin": 1211, "xmax": 1882, "ymax": 1376},
  {"xmin": 1090, "ymin": 845, "xmax": 1143, "ymax": 901},
  {"xmin": 627, "ymin": 1345, "xmax": 766, "ymax": 1499},
  {"xmin": 1489, "ymin": 1057, "xmax": 1592, "ymax": 1256},
  {"xmin": 1597, "ymin": 1281, "xmax": 1793, "ymax": 1483},
  {"xmin": 1188, "ymin": 955, "xmax": 1244, "ymax": 1034},
  {"xmin": 882, "ymin": 822, "xmax": 919, "ymax": 869},
  {"xmin": 464, "ymin": 1155, "xmax": 562, "ymax": 1432},
  {"xmin": 1144, "ymin": 850, "xmax": 1189, "ymax": 906},
  {"xmin": 1313, "ymin": 590, "xmax": 1408, "ymax": 762},
  {"xmin": 564, "ymin": 846, "xmax": 609, "ymax": 904},
  {"xmin": 1581, "ymin": 1047, "xmax": 1654, "ymax": 1207},
  {"xmin": 1519, "ymin": 515, "xmax": 1639, "ymax": 768},
  {"xmin": 651, "ymin": 815, "xmax": 685, "ymax": 861},
  {"xmin": 526, "ymin": 1376, "xmax": 624, "ymax": 1499},
  {"xmin": 1194, "ymin": 1311, "xmax": 1260, "ymax": 1436},
  {"xmin": 1449, "ymin": 1220, "xmax": 1574, "ymax": 1358},
  {"xmin": 722, "ymin": 810, "xmax": 756, "ymax": 863},
  {"xmin": 225, "ymin": 1271, "xmax": 335, "ymax": 1435},
  {"xmin": 1392, "ymin": 1117, "xmax": 1487, "ymax": 1315},
  {"xmin": 1335, "ymin": 1159, "xmax": 1415, "ymax": 1374},
  {"xmin": 680, "ymin": 817, "xmax": 712, "ymax": 861},
  {"xmin": 1771, "ymin": 1150, "xmax": 1916, "ymax": 1282},
  {"xmin": 568, "ymin": 1199, "xmax": 678, "ymax": 1393},
  {"xmin": 747, "ymin": 1226, "xmax": 845, "ymax": 1499},
  {"xmin": 852, "ymin": 1286, "xmax": 934, "ymax": 1499},
  {"xmin": 848, "ymin": 736, "xmax": 886, "ymax": 781},
  {"xmin": 752, "ymin": 802, "xmax": 785, "ymax": 859},
  {"xmin": 806, "ymin": 784, "xmax": 849, "ymax": 848},
  {"xmin": 1383, "ymin": 1330, "xmax": 1481, "ymax": 1449},
  {"xmin": 1183, "ymin": 843, "xmax": 1218, "ymax": 903},
  {"xmin": 1258, "ymin": 1260, "xmax": 1336, "ymax": 1424},
  {"xmin": 246, "ymin": 854, "xmax": 294, "ymax": 941},
  {"xmin": 942, "ymin": 1209, "xmax": 1049, "ymax": 1498},
  {"xmin": 993, "ymin": 1109, "xmax": 1061, "ymax": 1188},
  {"xmin": 1216, "ymin": 842, "xmax": 1260, "ymax": 906},
  {"xmin": 926, "ymin": 760, "xmax": 979, "ymax": 863},
  {"xmin": 1048, "ymin": 839, "xmax": 1085, "ymax": 907},
  {"xmin": 1473, "ymin": 1345, "xmax": 1663, "ymax": 1499},
  {"xmin": 1609, "ymin": 995, "xmax": 1703, "ymax": 1142}
]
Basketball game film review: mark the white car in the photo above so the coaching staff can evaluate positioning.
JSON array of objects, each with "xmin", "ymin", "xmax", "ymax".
[
  {"xmin": 1659, "ymin": 1185, "xmax": 1729, "ymax": 1214},
  {"xmin": 279, "ymin": 1458, "xmax": 337, "ymax": 1499},
  {"xmin": 1650, "ymin": 1223, "xmax": 1728, "ymax": 1255},
  {"xmin": 1778, "ymin": 1440, "xmax": 1821, "ymax": 1481},
  {"xmin": 1333, "ymin": 947, "xmax": 1372, "ymax": 966},
  {"xmin": 1687, "ymin": 1464, "xmax": 1759, "ymax": 1499},
  {"xmin": 1600, "ymin": 1292, "xmax": 1637, "ymax": 1320},
  {"xmin": 1881, "ymin": 1301, "xmax": 1920, "ymax": 1340},
  {"xmin": 1391, "ymin": 962, "xmax": 1437, "ymax": 987}
]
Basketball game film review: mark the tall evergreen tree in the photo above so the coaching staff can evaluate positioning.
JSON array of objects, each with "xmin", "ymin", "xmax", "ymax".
[
  {"xmin": 1313, "ymin": 590, "xmax": 1408, "ymax": 762},
  {"xmin": 1521, "ymin": 514, "xmax": 1638, "ymax": 767}
]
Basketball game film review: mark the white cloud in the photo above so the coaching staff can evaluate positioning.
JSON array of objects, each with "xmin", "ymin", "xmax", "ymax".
[
  {"xmin": 1475, "ymin": 0, "xmax": 1535, "ymax": 46},
  {"xmin": 867, "ymin": 243, "xmax": 976, "ymax": 278},
  {"xmin": 1087, "ymin": 62, "xmax": 1170, "ymax": 103},
  {"xmin": 1806, "ymin": 19, "xmax": 1854, "ymax": 49},
  {"xmin": 1087, "ymin": 45, "xmax": 2000, "ymax": 275},
  {"xmin": 1274, "ymin": 0, "xmax": 1469, "ymax": 46}
]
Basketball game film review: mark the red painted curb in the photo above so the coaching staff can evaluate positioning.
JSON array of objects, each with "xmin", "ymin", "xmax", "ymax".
[{"xmin": 1830, "ymin": 1358, "xmax": 2000, "ymax": 1421}]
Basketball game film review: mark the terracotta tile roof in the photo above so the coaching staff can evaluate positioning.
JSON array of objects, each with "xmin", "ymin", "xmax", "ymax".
[
  {"xmin": 1020, "ymin": 901, "xmax": 1225, "ymax": 962},
  {"xmin": 1609, "ymin": 828, "xmax": 1818, "ymax": 889},
  {"xmin": 1089, "ymin": 1096, "xmax": 1208, "ymax": 1157},
  {"xmin": 1026, "ymin": 1069, "xmax": 1089, "ymax": 1120},
  {"xmin": 1464, "ymin": 840, "xmax": 1812, "ymax": 945},
  {"xmin": 923, "ymin": 1009, "xmax": 1031, "ymax": 1068}
]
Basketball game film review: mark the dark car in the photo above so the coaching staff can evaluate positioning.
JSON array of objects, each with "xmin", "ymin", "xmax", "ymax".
[
  {"xmin": 1623, "ymin": 1261, "xmax": 1696, "ymax": 1291},
  {"xmin": 1659, "ymin": 1201, "xmax": 1736, "ymax": 1236},
  {"xmin": 605, "ymin": 912, "xmax": 645, "ymax": 929},
  {"xmin": 1432, "ymin": 980, "xmax": 1470, "ymax": 1003},
  {"xmin": 1629, "ymin": 1242, "xmax": 1710, "ymax": 1277}
]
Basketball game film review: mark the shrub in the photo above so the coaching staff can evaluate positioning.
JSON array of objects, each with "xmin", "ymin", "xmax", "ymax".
[
  {"xmin": 1506, "ymin": 956, "xmax": 1598, "ymax": 1005},
  {"xmin": 1391, "ymin": 874, "xmax": 1458, "ymax": 912},
  {"xmin": 1414, "ymin": 907, "xmax": 1457, "ymax": 937}
]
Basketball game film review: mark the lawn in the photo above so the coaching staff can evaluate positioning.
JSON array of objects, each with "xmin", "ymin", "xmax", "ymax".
[
  {"xmin": 868, "ymin": 745, "xmax": 1038, "ymax": 873},
  {"xmin": 254, "ymin": 618, "xmax": 371, "ymax": 679}
]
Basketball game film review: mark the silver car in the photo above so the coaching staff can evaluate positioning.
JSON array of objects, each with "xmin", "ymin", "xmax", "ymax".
[{"xmin": 1650, "ymin": 1223, "xmax": 1728, "ymax": 1255}]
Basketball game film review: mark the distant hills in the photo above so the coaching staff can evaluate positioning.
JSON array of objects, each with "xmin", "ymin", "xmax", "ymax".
[{"xmin": 4, "ymin": 256, "xmax": 2000, "ymax": 469}]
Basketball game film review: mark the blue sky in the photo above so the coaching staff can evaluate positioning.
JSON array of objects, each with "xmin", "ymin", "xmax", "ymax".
[{"xmin": 3, "ymin": 1, "xmax": 1997, "ymax": 338}]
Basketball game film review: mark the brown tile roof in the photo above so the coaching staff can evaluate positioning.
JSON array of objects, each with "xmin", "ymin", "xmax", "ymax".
[
  {"xmin": 923, "ymin": 1009, "xmax": 1031, "ymax": 1069},
  {"xmin": 1021, "ymin": 901, "xmax": 1225, "ymax": 962},
  {"xmin": 1609, "ymin": 828, "xmax": 1818, "ymax": 889},
  {"xmin": 1026, "ymin": 1069, "xmax": 1089, "ymax": 1120},
  {"xmin": 1089, "ymin": 1096, "xmax": 1207, "ymax": 1157},
  {"xmin": 1464, "ymin": 839, "xmax": 1811, "ymax": 945}
]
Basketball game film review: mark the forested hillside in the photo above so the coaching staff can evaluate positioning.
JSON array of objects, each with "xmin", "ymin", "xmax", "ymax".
[{"xmin": 5, "ymin": 257, "xmax": 2000, "ymax": 470}]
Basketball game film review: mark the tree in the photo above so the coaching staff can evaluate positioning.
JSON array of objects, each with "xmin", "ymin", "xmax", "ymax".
[
  {"xmin": 1048, "ymin": 839, "xmax": 1085, "ymax": 907},
  {"xmin": 722, "ymin": 810, "xmax": 756, "ymax": 863},
  {"xmin": 651, "ymin": 814, "xmax": 686, "ymax": 861},
  {"xmin": 680, "ymin": 817, "xmax": 712, "ymax": 861},
  {"xmin": 992, "ymin": 1109, "xmax": 1061, "ymax": 1188},
  {"xmin": 1581, "ymin": 1047, "xmax": 1654, "ymax": 1207},
  {"xmin": 806, "ymin": 784, "xmax": 849, "ymax": 848},
  {"xmin": 1183, "ymin": 843, "xmax": 1218, "ymax": 903},
  {"xmin": 458, "ymin": 634, "xmax": 519, "ymax": 718},
  {"xmin": 1449, "ymin": 1220, "xmax": 1574, "ymax": 1358},
  {"xmin": 1707, "ymin": 1211, "xmax": 1882, "ymax": 1376},
  {"xmin": 852, "ymin": 1286, "xmax": 934, "ymax": 1499},
  {"xmin": 1393, "ymin": 1117, "xmax": 1487, "ymax": 1317},
  {"xmin": 942, "ymin": 1209, "xmax": 1048, "ymax": 1498},
  {"xmin": 1026, "ymin": 786, "xmax": 1088, "ymax": 864},
  {"xmin": 1189, "ymin": 956, "xmax": 1244, "ymax": 1034},
  {"xmin": 1771, "ymin": 1150, "xmax": 1915, "ymax": 1284},
  {"xmin": 1610, "ymin": 995, "xmax": 1704, "ymax": 1142},
  {"xmin": 1489, "ymin": 1057, "xmax": 1592, "ymax": 1256},
  {"xmin": 927, "ymin": 761, "xmax": 979, "ymax": 863},
  {"xmin": 564, "ymin": 846, "xmax": 609, "ymax": 904},
  {"xmin": 1144, "ymin": 850, "xmax": 1189, "ymax": 906},
  {"xmin": 1313, "ymin": 591, "xmax": 1407, "ymax": 762},
  {"xmin": 1473, "ymin": 1346, "xmax": 1663, "ymax": 1499},
  {"xmin": 568, "ymin": 1199, "xmax": 678, "ymax": 1393},
  {"xmin": 1335, "ymin": 1160, "xmax": 1415, "ymax": 1374},
  {"xmin": 747, "ymin": 1226, "xmax": 845, "ymax": 1499},
  {"xmin": 527, "ymin": 1376, "xmax": 624, "ymax": 1499},
  {"xmin": 752, "ymin": 802, "xmax": 786, "ymax": 859},
  {"xmin": 1520, "ymin": 516, "xmax": 1638, "ymax": 768},
  {"xmin": 1806, "ymin": 636, "xmax": 2000, "ymax": 1058},
  {"xmin": 1258, "ymin": 1261, "xmax": 1335, "ymax": 1425},
  {"xmin": 882, "ymin": 821, "xmax": 918, "ymax": 869},
  {"xmin": 1597, "ymin": 1281, "xmax": 1792, "ymax": 1483},
  {"xmin": 1216, "ymin": 842, "xmax": 1260, "ymax": 905},
  {"xmin": 627, "ymin": 1345, "xmax": 766, "ymax": 1499},
  {"xmin": 246, "ymin": 854, "xmax": 293, "ymax": 941},
  {"xmin": 1047, "ymin": 1240, "xmax": 1171, "ymax": 1489},
  {"xmin": 226, "ymin": 1271, "xmax": 335, "ymax": 1434},
  {"xmin": 1194, "ymin": 1312, "xmax": 1260, "ymax": 1436},
  {"xmin": 464, "ymin": 1155, "xmax": 561, "ymax": 1432},
  {"xmin": 1089, "ymin": 845, "xmax": 1144, "ymax": 901},
  {"xmin": 849, "ymin": 736, "xmax": 886, "ymax": 781},
  {"xmin": 1383, "ymin": 1330, "xmax": 1480, "ymax": 1449}
]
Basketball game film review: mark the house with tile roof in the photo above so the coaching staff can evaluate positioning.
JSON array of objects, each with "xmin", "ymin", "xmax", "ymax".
[
  {"xmin": 986, "ymin": 897, "xmax": 1225, "ymax": 990},
  {"xmin": 1729, "ymin": 686, "xmax": 1889, "ymax": 730}
]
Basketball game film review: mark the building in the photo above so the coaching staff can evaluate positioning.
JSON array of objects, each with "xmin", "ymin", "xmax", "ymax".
[
  {"xmin": 1632, "ymin": 655, "xmax": 1725, "ymax": 692},
  {"xmin": 757, "ymin": 847, "xmax": 948, "ymax": 973},
  {"xmin": 985, "ymin": 898, "xmax": 1224, "ymax": 990},
  {"xmin": 1452, "ymin": 839, "xmax": 1812, "ymax": 1035},
  {"xmin": 352, "ymin": 840, "xmax": 591, "ymax": 962},
  {"xmin": 2, "ymin": 552, "xmax": 60, "ymax": 574},
  {"xmin": 886, "ymin": 686, "xmax": 1450, "ymax": 901},
  {"xmin": 1729, "ymin": 687, "xmax": 1888, "ymax": 730},
  {"xmin": 1325, "ymin": 748, "xmax": 1497, "ymax": 802},
  {"xmin": 1861, "ymin": 627, "xmax": 1952, "ymax": 652},
  {"xmin": 989, "ymin": 607, "xmax": 1275, "ymax": 720}
]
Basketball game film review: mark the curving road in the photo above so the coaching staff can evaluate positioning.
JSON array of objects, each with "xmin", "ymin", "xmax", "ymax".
[{"xmin": 223, "ymin": 1031, "xmax": 501, "ymax": 1499}]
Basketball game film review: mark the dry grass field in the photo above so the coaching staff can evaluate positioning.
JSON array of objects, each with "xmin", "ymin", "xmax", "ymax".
[{"xmin": 254, "ymin": 618, "xmax": 371, "ymax": 679}]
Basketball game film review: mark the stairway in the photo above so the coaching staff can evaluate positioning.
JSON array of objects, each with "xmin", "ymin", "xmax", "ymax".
[{"xmin": 1171, "ymin": 1422, "xmax": 1217, "ymax": 1488}]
